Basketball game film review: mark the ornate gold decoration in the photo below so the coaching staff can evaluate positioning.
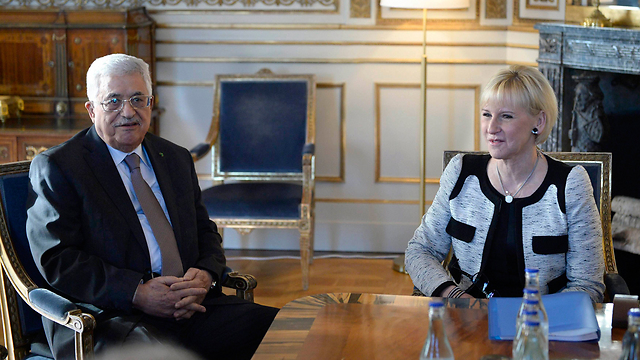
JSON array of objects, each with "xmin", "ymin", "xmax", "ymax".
[
  {"xmin": 374, "ymin": 83, "xmax": 481, "ymax": 184},
  {"xmin": 25, "ymin": 146, "xmax": 50, "ymax": 160},
  {"xmin": 0, "ymin": 96, "xmax": 23, "ymax": 123},
  {"xmin": 486, "ymin": 0, "xmax": 507, "ymax": 19},
  {"xmin": 582, "ymin": 0, "xmax": 612, "ymax": 27},
  {"xmin": 350, "ymin": 0, "xmax": 370, "ymax": 18},
  {"xmin": 0, "ymin": 0, "xmax": 337, "ymax": 9}
]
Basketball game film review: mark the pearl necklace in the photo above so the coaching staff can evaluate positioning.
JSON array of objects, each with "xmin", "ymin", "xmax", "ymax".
[{"xmin": 496, "ymin": 152, "xmax": 540, "ymax": 204}]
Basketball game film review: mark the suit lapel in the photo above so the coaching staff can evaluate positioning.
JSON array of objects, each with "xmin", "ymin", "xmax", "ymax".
[
  {"xmin": 143, "ymin": 138, "xmax": 184, "ymax": 253},
  {"xmin": 82, "ymin": 127, "xmax": 149, "ymax": 252}
]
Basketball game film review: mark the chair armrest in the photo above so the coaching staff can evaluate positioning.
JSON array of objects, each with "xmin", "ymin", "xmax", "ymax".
[
  {"xmin": 222, "ymin": 268, "xmax": 257, "ymax": 303},
  {"xmin": 29, "ymin": 288, "xmax": 96, "ymax": 335},
  {"xmin": 190, "ymin": 143, "xmax": 212, "ymax": 162},
  {"xmin": 605, "ymin": 273, "xmax": 631, "ymax": 299},
  {"xmin": 29, "ymin": 288, "xmax": 78, "ymax": 323}
]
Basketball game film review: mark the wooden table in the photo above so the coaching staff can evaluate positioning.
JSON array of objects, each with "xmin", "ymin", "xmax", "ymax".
[{"xmin": 252, "ymin": 293, "xmax": 625, "ymax": 360}]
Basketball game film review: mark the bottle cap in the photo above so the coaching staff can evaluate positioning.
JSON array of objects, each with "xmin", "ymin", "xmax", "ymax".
[
  {"xmin": 430, "ymin": 300, "xmax": 445, "ymax": 308},
  {"xmin": 525, "ymin": 268, "xmax": 539, "ymax": 273},
  {"xmin": 628, "ymin": 308, "xmax": 640, "ymax": 317}
]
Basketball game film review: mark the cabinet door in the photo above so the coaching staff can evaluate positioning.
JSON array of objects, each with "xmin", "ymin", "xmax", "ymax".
[
  {"xmin": 0, "ymin": 29, "xmax": 57, "ymax": 97},
  {"xmin": 0, "ymin": 136, "xmax": 17, "ymax": 164},
  {"xmin": 66, "ymin": 29, "xmax": 126, "ymax": 99}
]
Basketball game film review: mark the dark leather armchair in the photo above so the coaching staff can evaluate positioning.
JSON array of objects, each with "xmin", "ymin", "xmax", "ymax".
[
  {"xmin": 413, "ymin": 151, "xmax": 629, "ymax": 300},
  {"xmin": 190, "ymin": 69, "xmax": 316, "ymax": 290},
  {"xmin": 0, "ymin": 161, "xmax": 257, "ymax": 360}
]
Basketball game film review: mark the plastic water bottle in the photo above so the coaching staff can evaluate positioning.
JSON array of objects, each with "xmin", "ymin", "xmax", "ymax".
[
  {"xmin": 512, "ymin": 318, "xmax": 549, "ymax": 360},
  {"xmin": 420, "ymin": 300, "xmax": 454, "ymax": 360},
  {"xmin": 619, "ymin": 308, "xmax": 640, "ymax": 360}
]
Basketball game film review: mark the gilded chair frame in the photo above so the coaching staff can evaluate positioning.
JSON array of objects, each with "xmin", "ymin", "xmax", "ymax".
[
  {"xmin": 191, "ymin": 70, "xmax": 316, "ymax": 290},
  {"xmin": 0, "ymin": 161, "xmax": 95, "ymax": 360}
]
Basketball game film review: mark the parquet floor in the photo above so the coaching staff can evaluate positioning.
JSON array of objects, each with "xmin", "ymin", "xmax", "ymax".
[{"xmin": 224, "ymin": 250, "xmax": 416, "ymax": 308}]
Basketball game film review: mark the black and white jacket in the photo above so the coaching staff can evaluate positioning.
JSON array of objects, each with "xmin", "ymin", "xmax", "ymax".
[{"xmin": 405, "ymin": 153, "xmax": 605, "ymax": 303}]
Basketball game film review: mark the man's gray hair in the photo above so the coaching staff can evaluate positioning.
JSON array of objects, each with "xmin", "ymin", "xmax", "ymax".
[{"xmin": 86, "ymin": 54, "xmax": 152, "ymax": 103}]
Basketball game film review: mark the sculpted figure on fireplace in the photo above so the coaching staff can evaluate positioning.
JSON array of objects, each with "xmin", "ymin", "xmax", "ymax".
[{"xmin": 569, "ymin": 72, "xmax": 609, "ymax": 152}]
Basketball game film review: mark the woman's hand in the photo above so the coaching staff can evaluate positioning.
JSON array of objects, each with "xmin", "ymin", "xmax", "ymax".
[{"xmin": 442, "ymin": 285, "xmax": 474, "ymax": 299}]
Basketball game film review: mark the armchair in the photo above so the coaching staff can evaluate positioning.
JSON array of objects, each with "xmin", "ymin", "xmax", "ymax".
[
  {"xmin": 190, "ymin": 69, "xmax": 316, "ymax": 290},
  {"xmin": 412, "ymin": 151, "xmax": 629, "ymax": 300},
  {"xmin": 0, "ymin": 161, "xmax": 257, "ymax": 360}
]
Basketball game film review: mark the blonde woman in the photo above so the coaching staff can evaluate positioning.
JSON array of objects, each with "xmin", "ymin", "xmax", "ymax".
[{"xmin": 405, "ymin": 65, "xmax": 605, "ymax": 302}]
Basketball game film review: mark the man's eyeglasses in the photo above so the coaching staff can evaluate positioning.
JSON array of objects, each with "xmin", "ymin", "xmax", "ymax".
[{"xmin": 99, "ymin": 95, "xmax": 153, "ymax": 112}]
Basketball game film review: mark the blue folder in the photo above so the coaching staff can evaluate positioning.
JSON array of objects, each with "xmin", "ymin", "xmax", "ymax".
[{"xmin": 488, "ymin": 291, "xmax": 601, "ymax": 342}]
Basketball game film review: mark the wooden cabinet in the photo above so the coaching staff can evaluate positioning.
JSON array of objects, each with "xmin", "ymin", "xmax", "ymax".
[{"xmin": 0, "ymin": 8, "xmax": 156, "ymax": 163}]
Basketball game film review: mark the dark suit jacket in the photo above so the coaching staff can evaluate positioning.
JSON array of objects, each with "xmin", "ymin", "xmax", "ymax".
[{"xmin": 26, "ymin": 126, "xmax": 231, "ymax": 357}]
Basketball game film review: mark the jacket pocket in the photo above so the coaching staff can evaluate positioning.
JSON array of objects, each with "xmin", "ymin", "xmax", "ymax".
[
  {"xmin": 532, "ymin": 235, "xmax": 569, "ymax": 255},
  {"xmin": 446, "ymin": 218, "xmax": 476, "ymax": 243}
]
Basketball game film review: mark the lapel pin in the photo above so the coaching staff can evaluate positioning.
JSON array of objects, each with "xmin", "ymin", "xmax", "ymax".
[{"xmin": 159, "ymin": 152, "xmax": 164, "ymax": 157}]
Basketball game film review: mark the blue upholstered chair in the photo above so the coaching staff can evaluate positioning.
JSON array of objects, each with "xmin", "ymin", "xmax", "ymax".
[
  {"xmin": 0, "ymin": 161, "xmax": 258, "ymax": 360},
  {"xmin": 413, "ymin": 151, "xmax": 629, "ymax": 300},
  {"xmin": 190, "ymin": 69, "xmax": 316, "ymax": 290}
]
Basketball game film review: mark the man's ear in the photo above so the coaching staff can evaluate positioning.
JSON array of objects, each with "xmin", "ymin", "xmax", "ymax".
[{"xmin": 85, "ymin": 101, "xmax": 96, "ymax": 123}]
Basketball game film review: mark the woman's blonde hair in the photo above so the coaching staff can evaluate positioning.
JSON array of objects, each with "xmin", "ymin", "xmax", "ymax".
[{"xmin": 481, "ymin": 65, "xmax": 558, "ymax": 145}]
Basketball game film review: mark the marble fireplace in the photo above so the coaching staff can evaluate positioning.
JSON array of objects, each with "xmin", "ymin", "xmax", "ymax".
[
  {"xmin": 536, "ymin": 23, "xmax": 640, "ymax": 294},
  {"xmin": 536, "ymin": 23, "xmax": 640, "ymax": 199}
]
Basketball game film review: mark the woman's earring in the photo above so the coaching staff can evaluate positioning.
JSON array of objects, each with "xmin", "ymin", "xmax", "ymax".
[{"xmin": 532, "ymin": 127, "xmax": 539, "ymax": 135}]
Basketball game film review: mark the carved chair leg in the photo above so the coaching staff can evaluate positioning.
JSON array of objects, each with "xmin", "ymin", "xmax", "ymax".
[{"xmin": 299, "ymin": 232, "xmax": 311, "ymax": 290}]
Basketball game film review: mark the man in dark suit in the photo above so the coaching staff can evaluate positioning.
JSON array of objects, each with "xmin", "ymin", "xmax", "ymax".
[{"xmin": 26, "ymin": 53, "xmax": 278, "ymax": 360}]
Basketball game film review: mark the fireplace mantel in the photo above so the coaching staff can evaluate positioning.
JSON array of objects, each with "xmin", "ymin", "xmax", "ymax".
[{"xmin": 535, "ymin": 23, "xmax": 640, "ymax": 151}]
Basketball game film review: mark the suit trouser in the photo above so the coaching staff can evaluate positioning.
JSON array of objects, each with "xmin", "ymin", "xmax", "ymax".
[{"xmin": 42, "ymin": 295, "xmax": 279, "ymax": 360}]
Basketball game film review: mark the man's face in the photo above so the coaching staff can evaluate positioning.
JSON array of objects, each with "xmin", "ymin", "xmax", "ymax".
[{"xmin": 85, "ymin": 73, "xmax": 152, "ymax": 153}]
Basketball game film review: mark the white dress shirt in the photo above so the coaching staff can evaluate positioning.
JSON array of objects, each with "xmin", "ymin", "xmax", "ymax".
[{"xmin": 106, "ymin": 144, "xmax": 171, "ymax": 274}]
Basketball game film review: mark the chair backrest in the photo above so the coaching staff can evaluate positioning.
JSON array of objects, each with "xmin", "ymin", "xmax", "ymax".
[
  {"xmin": 209, "ymin": 70, "xmax": 316, "ymax": 181},
  {"xmin": 0, "ymin": 161, "xmax": 47, "ymax": 356},
  {"xmin": 443, "ymin": 151, "xmax": 616, "ymax": 275}
]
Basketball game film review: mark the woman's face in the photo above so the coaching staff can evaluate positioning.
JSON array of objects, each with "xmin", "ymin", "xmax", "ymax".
[{"xmin": 481, "ymin": 100, "xmax": 541, "ymax": 160}]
